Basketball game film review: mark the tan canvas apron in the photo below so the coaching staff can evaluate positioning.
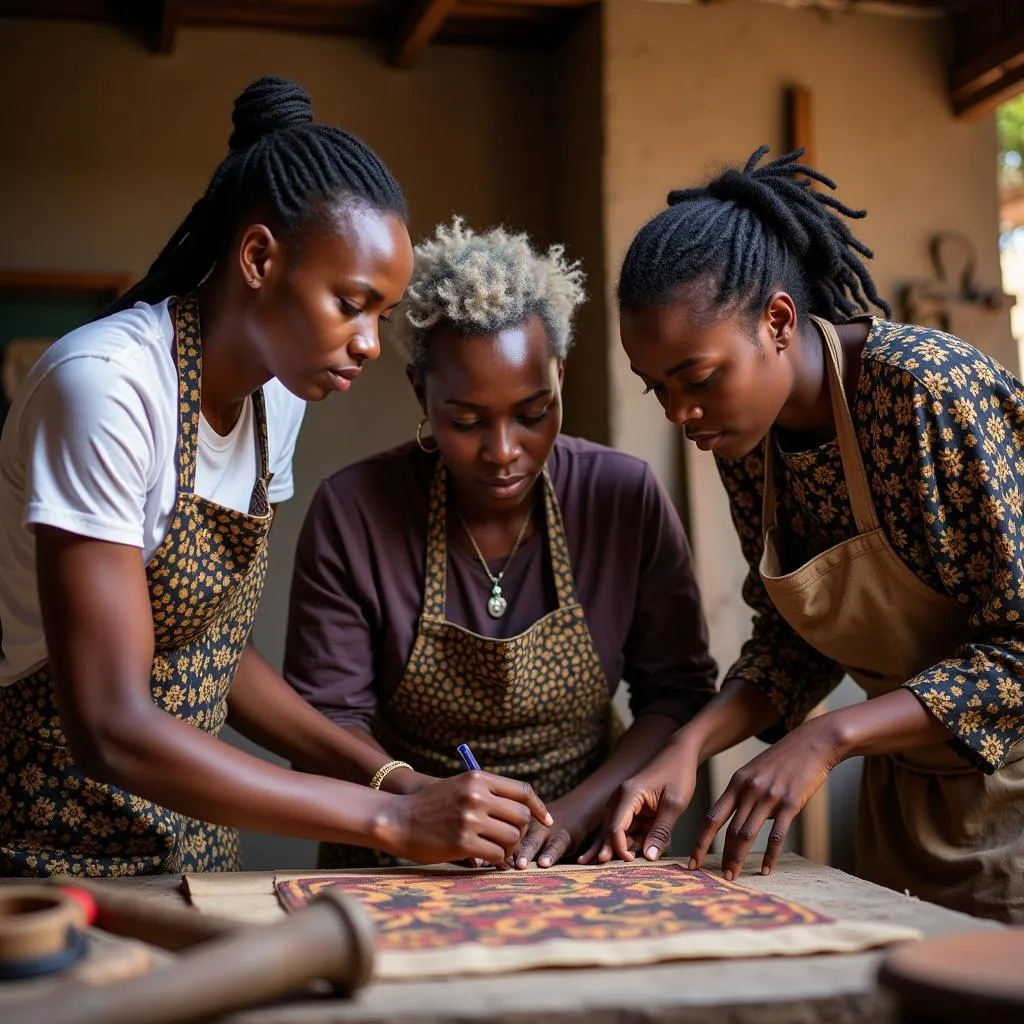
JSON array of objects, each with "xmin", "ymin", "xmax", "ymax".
[
  {"xmin": 758, "ymin": 314, "xmax": 1024, "ymax": 923},
  {"xmin": 0, "ymin": 293, "xmax": 274, "ymax": 876},
  {"xmin": 320, "ymin": 462, "xmax": 614, "ymax": 869}
]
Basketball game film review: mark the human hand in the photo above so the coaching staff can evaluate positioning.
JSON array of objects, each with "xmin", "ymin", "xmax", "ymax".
[
  {"xmin": 381, "ymin": 771, "xmax": 551, "ymax": 869},
  {"xmin": 690, "ymin": 722, "xmax": 841, "ymax": 880},
  {"xmin": 580, "ymin": 740, "xmax": 700, "ymax": 864},
  {"xmin": 513, "ymin": 793, "xmax": 605, "ymax": 869}
]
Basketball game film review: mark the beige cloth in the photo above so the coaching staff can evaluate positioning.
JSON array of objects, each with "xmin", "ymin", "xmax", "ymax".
[
  {"xmin": 760, "ymin": 315, "xmax": 1024, "ymax": 922},
  {"xmin": 183, "ymin": 860, "xmax": 918, "ymax": 980}
]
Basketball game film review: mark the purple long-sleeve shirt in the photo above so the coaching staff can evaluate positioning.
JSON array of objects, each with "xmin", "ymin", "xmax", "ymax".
[{"xmin": 283, "ymin": 435, "xmax": 717, "ymax": 728}]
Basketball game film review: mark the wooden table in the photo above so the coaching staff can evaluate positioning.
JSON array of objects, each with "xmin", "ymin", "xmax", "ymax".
[{"xmin": 0, "ymin": 854, "xmax": 1000, "ymax": 1024}]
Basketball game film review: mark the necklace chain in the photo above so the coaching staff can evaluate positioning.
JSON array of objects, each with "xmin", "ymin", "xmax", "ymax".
[{"xmin": 456, "ymin": 504, "xmax": 533, "ymax": 618}]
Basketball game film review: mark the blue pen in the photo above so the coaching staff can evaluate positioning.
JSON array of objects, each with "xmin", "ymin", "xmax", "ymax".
[{"xmin": 457, "ymin": 743, "xmax": 481, "ymax": 772}]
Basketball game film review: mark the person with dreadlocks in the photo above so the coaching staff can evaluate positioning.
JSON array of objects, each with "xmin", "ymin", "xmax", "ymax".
[
  {"xmin": 282, "ymin": 217, "xmax": 718, "ymax": 871},
  {"xmin": 0, "ymin": 77, "xmax": 549, "ymax": 877},
  {"xmin": 588, "ymin": 146, "xmax": 1024, "ymax": 923}
]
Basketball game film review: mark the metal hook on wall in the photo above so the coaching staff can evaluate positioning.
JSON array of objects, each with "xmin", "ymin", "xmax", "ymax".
[{"xmin": 901, "ymin": 231, "xmax": 1013, "ymax": 333}]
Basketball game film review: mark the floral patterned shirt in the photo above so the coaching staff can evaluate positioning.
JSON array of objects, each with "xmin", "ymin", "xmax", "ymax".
[{"xmin": 717, "ymin": 319, "xmax": 1024, "ymax": 773}]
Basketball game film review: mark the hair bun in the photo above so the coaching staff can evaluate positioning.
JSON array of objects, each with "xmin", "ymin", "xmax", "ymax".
[{"xmin": 228, "ymin": 76, "xmax": 314, "ymax": 153}]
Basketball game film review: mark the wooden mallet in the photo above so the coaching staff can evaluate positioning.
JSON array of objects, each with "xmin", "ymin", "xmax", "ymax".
[{"xmin": 3, "ymin": 885, "xmax": 376, "ymax": 1024}]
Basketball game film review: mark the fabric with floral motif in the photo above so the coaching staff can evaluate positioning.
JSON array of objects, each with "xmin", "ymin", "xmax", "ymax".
[
  {"xmin": 267, "ymin": 862, "xmax": 918, "ymax": 977},
  {"xmin": 717, "ymin": 319, "xmax": 1024, "ymax": 772}
]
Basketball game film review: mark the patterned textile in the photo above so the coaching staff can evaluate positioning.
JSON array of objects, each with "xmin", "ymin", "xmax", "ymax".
[
  {"xmin": 321, "ymin": 463, "xmax": 613, "ymax": 869},
  {"xmin": 0, "ymin": 294, "xmax": 273, "ymax": 876},
  {"xmin": 274, "ymin": 863, "xmax": 919, "ymax": 977},
  {"xmin": 718, "ymin": 319, "xmax": 1024, "ymax": 771}
]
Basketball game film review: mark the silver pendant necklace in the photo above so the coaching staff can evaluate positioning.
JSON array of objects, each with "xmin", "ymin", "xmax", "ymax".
[{"xmin": 456, "ymin": 505, "xmax": 533, "ymax": 619}]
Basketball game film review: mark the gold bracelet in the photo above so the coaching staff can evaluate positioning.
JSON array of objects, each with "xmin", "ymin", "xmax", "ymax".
[{"xmin": 369, "ymin": 760, "xmax": 413, "ymax": 791}]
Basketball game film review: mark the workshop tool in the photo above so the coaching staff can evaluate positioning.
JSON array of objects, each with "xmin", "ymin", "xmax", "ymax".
[
  {"xmin": 3, "ymin": 885, "xmax": 376, "ymax": 1024},
  {"xmin": 53, "ymin": 877, "xmax": 247, "ymax": 952},
  {"xmin": 0, "ymin": 887, "xmax": 95, "ymax": 980}
]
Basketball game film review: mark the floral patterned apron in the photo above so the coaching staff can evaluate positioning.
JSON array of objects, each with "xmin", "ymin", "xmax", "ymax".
[
  {"xmin": 759, "ymin": 315, "xmax": 1024, "ymax": 922},
  {"xmin": 320, "ymin": 461, "xmax": 614, "ymax": 869},
  {"xmin": 0, "ymin": 293, "xmax": 274, "ymax": 877}
]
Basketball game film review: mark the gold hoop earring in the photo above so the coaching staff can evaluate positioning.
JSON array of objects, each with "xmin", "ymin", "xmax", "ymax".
[{"xmin": 416, "ymin": 417, "xmax": 438, "ymax": 453}]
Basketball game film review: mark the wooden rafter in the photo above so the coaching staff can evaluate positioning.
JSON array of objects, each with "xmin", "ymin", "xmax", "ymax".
[
  {"xmin": 152, "ymin": 0, "xmax": 179, "ymax": 54},
  {"xmin": 951, "ymin": 0, "xmax": 1024, "ymax": 119},
  {"xmin": 392, "ymin": 0, "xmax": 461, "ymax": 69}
]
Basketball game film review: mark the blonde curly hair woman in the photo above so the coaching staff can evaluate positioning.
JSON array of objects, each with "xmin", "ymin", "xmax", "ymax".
[{"xmin": 284, "ymin": 217, "xmax": 718, "ymax": 871}]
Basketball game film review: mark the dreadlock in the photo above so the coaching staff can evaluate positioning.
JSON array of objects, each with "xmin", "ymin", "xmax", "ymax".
[
  {"xmin": 617, "ymin": 146, "xmax": 891, "ymax": 326},
  {"xmin": 107, "ymin": 76, "xmax": 407, "ymax": 314}
]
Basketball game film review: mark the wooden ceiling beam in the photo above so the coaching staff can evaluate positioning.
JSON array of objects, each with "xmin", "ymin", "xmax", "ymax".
[
  {"xmin": 464, "ymin": 0, "xmax": 593, "ymax": 7},
  {"xmin": 392, "ymin": 0, "xmax": 460, "ymax": 69},
  {"xmin": 181, "ymin": 0, "xmax": 385, "ymax": 35},
  {"xmin": 152, "ymin": 0, "xmax": 179, "ymax": 54},
  {"xmin": 951, "ymin": 0, "xmax": 1024, "ymax": 119},
  {"xmin": 952, "ymin": 59, "xmax": 1024, "ymax": 119},
  {"xmin": 454, "ymin": 2, "xmax": 571, "ymax": 21}
]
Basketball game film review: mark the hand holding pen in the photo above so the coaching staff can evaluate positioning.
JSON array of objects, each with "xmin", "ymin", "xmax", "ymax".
[{"xmin": 378, "ymin": 744, "xmax": 550, "ymax": 868}]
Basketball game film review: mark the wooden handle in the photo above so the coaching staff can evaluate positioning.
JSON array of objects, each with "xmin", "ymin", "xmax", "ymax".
[
  {"xmin": 6, "ymin": 888, "xmax": 376, "ymax": 1024},
  {"xmin": 52, "ymin": 878, "xmax": 242, "ymax": 952}
]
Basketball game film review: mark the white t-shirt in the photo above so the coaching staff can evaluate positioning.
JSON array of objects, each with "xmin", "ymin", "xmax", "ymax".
[{"xmin": 0, "ymin": 298, "xmax": 306, "ymax": 684}]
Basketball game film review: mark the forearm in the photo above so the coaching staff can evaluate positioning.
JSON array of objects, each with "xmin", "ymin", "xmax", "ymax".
[
  {"xmin": 89, "ymin": 702, "xmax": 397, "ymax": 848},
  {"xmin": 228, "ymin": 646, "xmax": 429, "ymax": 794},
  {"xmin": 564, "ymin": 713, "xmax": 682, "ymax": 808},
  {"xmin": 821, "ymin": 687, "xmax": 952, "ymax": 759},
  {"xmin": 671, "ymin": 678, "xmax": 781, "ymax": 764},
  {"xmin": 228, "ymin": 645, "xmax": 428, "ymax": 793}
]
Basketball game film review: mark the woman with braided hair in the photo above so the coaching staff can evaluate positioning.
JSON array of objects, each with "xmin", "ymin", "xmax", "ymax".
[
  {"xmin": 592, "ymin": 146, "xmax": 1024, "ymax": 922},
  {"xmin": 0, "ymin": 76, "xmax": 548, "ymax": 877}
]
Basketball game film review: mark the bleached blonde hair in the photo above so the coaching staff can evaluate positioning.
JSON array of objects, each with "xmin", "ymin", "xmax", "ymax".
[{"xmin": 392, "ymin": 217, "xmax": 586, "ymax": 372}]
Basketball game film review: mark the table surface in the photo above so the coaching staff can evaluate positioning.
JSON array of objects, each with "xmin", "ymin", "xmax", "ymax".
[{"xmin": 0, "ymin": 854, "xmax": 1000, "ymax": 1024}]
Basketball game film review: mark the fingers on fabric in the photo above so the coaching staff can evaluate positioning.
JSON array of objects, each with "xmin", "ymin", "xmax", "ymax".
[
  {"xmin": 603, "ymin": 779, "xmax": 647, "ymax": 860},
  {"xmin": 720, "ymin": 793, "xmax": 762, "ymax": 880},
  {"xmin": 639, "ymin": 788, "xmax": 687, "ymax": 861},
  {"xmin": 690, "ymin": 788, "xmax": 737, "ymax": 871},
  {"xmin": 577, "ymin": 833, "xmax": 603, "ymax": 864},
  {"xmin": 693, "ymin": 774, "xmax": 799, "ymax": 880},
  {"xmin": 537, "ymin": 827, "xmax": 572, "ymax": 868},
  {"xmin": 581, "ymin": 823, "xmax": 645, "ymax": 865},
  {"xmin": 760, "ymin": 815, "xmax": 794, "ymax": 876},
  {"xmin": 607, "ymin": 809, "xmax": 639, "ymax": 862},
  {"xmin": 640, "ymin": 807, "xmax": 677, "ymax": 861},
  {"xmin": 515, "ymin": 818, "xmax": 547, "ymax": 869}
]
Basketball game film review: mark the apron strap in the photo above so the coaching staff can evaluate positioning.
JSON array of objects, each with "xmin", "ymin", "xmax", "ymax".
[
  {"xmin": 172, "ymin": 292, "xmax": 273, "ymax": 513},
  {"xmin": 422, "ymin": 460, "xmax": 450, "ymax": 620},
  {"xmin": 247, "ymin": 387, "xmax": 273, "ymax": 517},
  {"xmin": 421, "ymin": 461, "xmax": 577, "ymax": 620},
  {"xmin": 250, "ymin": 388, "xmax": 271, "ymax": 483},
  {"xmin": 808, "ymin": 314, "xmax": 880, "ymax": 534},
  {"xmin": 763, "ymin": 317, "xmax": 880, "ymax": 537},
  {"xmin": 172, "ymin": 293, "xmax": 203, "ymax": 495},
  {"xmin": 540, "ymin": 467, "xmax": 577, "ymax": 609}
]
